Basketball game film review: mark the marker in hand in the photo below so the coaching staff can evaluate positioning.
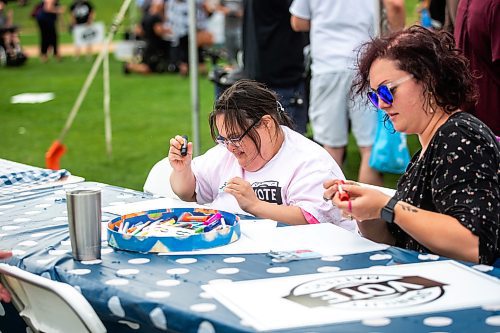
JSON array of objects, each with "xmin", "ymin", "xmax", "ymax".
[
  {"xmin": 181, "ymin": 135, "xmax": 188, "ymax": 156},
  {"xmin": 337, "ymin": 180, "xmax": 350, "ymax": 201}
]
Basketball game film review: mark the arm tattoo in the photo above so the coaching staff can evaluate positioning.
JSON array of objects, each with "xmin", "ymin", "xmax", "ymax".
[{"xmin": 399, "ymin": 203, "xmax": 418, "ymax": 213}]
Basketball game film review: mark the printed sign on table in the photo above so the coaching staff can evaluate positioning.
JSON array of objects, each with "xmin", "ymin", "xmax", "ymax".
[{"xmin": 203, "ymin": 260, "xmax": 500, "ymax": 331}]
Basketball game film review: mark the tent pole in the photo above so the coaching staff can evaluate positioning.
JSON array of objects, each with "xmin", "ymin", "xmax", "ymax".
[
  {"xmin": 103, "ymin": 41, "xmax": 112, "ymax": 157},
  {"xmin": 188, "ymin": 0, "xmax": 200, "ymax": 156}
]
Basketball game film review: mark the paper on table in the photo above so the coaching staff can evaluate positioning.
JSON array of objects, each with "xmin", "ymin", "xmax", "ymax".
[
  {"xmin": 159, "ymin": 219, "xmax": 279, "ymax": 255},
  {"xmin": 102, "ymin": 217, "xmax": 385, "ymax": 256},
  {"xmin": 102, "ymin": 197, "xmax": 208, "ymax": 215},
  {"xmin": 101, "ymin": 222, "xmax": 108, "ymax": 241},
  {"xmin": 0, "ymin": 158, "xmax": 42, "ymax": 174},
  {"xmin": 264, "ymin": 223, "xmax": 388, "ymax": 255},
  {"xmin": 359, "ymin": 182, "xmax": 396, "ymax": 197}
]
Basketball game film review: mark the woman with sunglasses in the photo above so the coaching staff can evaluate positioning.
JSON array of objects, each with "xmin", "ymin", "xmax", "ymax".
[
  {"xmin": 324, "ymin": 25, "xmax": 499, "ymax": 265},
  {"xmin": 168, "ymin": 79, "xmax": 355, "ymax": 229}
]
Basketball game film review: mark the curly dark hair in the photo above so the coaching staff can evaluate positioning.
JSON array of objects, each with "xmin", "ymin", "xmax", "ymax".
[
  {"xmin": 209, "ymin": 79, "xmax": 294, "ymax": 153},
  {"xmin": 353, "ymin": 25, "xmax": 477, "ymax": 115}
]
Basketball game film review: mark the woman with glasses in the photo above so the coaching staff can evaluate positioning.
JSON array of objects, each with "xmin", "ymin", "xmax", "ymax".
[
  {"xmin": 323, "ymin": 25, "xmax": 499, "ymax": 265},
  {"xmin": 168, "ymin": 79, "xmax": 355, "ymax": 229}
]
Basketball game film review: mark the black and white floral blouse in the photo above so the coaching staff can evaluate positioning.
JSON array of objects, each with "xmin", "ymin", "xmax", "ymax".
[{"xmin": 389, "ymin": 112, "xmax": 500, "ymax": 264}]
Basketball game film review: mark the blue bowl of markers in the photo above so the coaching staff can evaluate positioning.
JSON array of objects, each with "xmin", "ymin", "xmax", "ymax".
[{"xmin": 107, "ymin": 208, "xmax": 241, "ymax": 253}]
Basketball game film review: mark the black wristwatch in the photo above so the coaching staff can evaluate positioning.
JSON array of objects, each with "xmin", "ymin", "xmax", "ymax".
[{"xmin": 381, "ymin": 196, "xmax": 399, "ymax": 224}]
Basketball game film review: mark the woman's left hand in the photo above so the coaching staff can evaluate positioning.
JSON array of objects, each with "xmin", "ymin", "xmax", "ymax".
[{"xmin": 224, "ymin": 177, "xmax": 260, "ymax": 213}]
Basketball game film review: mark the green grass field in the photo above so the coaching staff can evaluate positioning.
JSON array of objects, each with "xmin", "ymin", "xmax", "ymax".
[
  {"xmin": 1, "ymin": 0, "xmax": 421, "ymax": 191},
  {"xmin": 0, "ymin": 58, "xmax": 218, "ymax": 190}
]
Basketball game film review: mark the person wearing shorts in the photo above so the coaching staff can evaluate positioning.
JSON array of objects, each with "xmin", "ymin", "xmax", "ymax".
[
  {"xmin": 309, "ymin": 70, "xmax": 377, "ymax": 163},
  {"xmin": 291, "ymin": 0, "xmax": 383, "ymax": 186}
]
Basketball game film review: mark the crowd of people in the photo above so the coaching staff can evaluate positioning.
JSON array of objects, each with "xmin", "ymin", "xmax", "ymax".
[{"xmin": 1, "ymin": 0, "xmax": 499, "ymax": 302}]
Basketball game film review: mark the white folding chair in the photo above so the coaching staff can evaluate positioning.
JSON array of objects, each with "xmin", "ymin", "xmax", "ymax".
[
  {"xmin": 0, "ymin": 264, "xmax": 106, "ymax": 333},
  {"xmin": 143, "ymin": 157, "xmax": 180, "ymax": 199}
]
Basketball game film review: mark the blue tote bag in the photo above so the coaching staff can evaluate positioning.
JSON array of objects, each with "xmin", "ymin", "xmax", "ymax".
[{"xmin": 369, "ymin": 109, "xmax": 411, "ymax": 174}]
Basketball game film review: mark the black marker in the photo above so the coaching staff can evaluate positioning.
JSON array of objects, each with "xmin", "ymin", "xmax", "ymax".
[{"xmin": 181, "ymin": 135, "xmax": 188, "ymax": 156}]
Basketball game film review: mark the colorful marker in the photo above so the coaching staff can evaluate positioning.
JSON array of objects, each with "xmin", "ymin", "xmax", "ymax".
[
  {"xmin": 195, "ymin": 218, "xmax": 222, "ymax": 234},
  {"xmin": 131, "ymin": 221, "xmax": 151, "ymax": 235},
  {"xmin": 179, "ymin": 212, "xmax": 209, "ymax": 222},
  {"xmin": 203, "ymin": 212, "xmax": 222, "ymax": 225},
  {"xmin": 120, "ymin": 221, "xmax": 129, "ymax": 234}
]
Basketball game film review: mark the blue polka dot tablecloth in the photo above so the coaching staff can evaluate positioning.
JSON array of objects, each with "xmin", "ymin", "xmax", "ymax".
[{"xmin": 0, "ymin": 182, "xmax": 499, "ymax": 333}]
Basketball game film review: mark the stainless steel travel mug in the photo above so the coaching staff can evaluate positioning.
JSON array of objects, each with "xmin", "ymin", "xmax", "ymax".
[{"xmin": 66, "ymin": 189, "xmax": 102, "ymax": 261}]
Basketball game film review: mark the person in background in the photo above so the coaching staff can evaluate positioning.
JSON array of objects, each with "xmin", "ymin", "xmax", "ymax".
[
  {"xmin": 36, "ymin": 0, "xmax": 64, "ymax": 63},
  {"xmin": 290, "ymin": 0, "xmax": 383, "ymax": 186},
  {"xmin": 0, "ymin": 250, "xmax": 12, "ymax": 303},
  {"xmin": 169, "ymin": 79, "xmax": 354, "ymax": 230},
  {"xmin": 324, "ymin": 26, "xmax": 499, "ymax": 265},
  {"xmin": 136, "ymin": 0, "xmax": 152, "ymax": 14},
  {"xmin": 124, "ymin": 0, "xmax": 171, "ymax": 74},
  {"xmin": 0, "ymin": 0, "xmax": 18, "ymax": 58},
  {"xmin": 454, "ymin": 0, "xmax": 499, "ymax": 135},
  {"xmin": 419, "ymin": 0, "xmax": 459, "ymax": 32},
  {"xmin": 166, "ymin": 0, "xmax": 212, "ymax": 76},
  {"xmin": 69, "ymin": 0, "xmax": 94, "ymax": 59},
  {"xmin": 218, "ymin": 0, "xmax": 243, "ymax": 65},
  {"xmin": 382, "ymin": 0, "xmax": 406, "ymax": 33},
  {"xmin": 242, "ymin": 0, "xmax": 308, "ymax": 135}
]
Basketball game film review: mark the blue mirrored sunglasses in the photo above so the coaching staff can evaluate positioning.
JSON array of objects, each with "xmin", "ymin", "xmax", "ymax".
[
  {"xmin": 367, "ymin": 74, "xmax": 413, "ymax": 108},
  {"xmin": 215, "ymin": 118, "xmax": 260, "ymax": 148}
]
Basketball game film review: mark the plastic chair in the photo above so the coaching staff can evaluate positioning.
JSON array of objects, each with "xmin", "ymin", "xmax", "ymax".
[
  {"xmin": 0, "ymin": 264, "xmax": 106, "ymax": 333},
  {"xmin": 143, "ymin": 157, "xmax": 180, "ymax": 199}
]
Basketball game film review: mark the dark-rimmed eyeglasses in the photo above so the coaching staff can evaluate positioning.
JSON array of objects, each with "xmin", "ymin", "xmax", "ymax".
[
  {"xmin": 367, "ymin": 74, "xmax": 413, "ymax": 108},
  {"xmin": 215, "ymin": 118, "xmax": 260, "ymax": 148}
]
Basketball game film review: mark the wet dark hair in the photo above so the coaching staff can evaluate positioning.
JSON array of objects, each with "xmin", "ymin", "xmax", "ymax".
[
  {"xmin": 353, "ymin": 25, "xmax": 477, "ymax": 116},
  {"xmin": 209, "ymin": 79, "xmax": 294, "ymax": 153}
]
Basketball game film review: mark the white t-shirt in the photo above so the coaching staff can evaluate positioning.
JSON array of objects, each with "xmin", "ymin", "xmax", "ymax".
[
  {"xmin": 289, "ymin": 0, "xmax": 376, "ymax": 74},
  {"xmin": 191, "ymin": 126, "xmax": 356, "ymax": 232}
]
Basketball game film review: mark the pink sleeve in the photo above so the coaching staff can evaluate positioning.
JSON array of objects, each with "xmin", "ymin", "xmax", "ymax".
[{"xmin": 300, "ymin": 208, "xmax": 320, "ymax": 224}]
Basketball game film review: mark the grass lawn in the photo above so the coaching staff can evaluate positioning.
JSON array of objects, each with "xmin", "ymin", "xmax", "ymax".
[
  {"xmin": 1, "ymin": 0, "xmax": 422, "ymax": 191},
  {"xmin": 0, "ymin": 58, "xmax": 217, "ymax": 190}
]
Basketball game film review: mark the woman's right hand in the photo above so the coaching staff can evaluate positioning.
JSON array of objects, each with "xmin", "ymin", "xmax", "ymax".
[
  {"xmin": 168, "ymin": 135, "xmax": 192, "ymax": 172},
  {"xmin": 331, "ymin": 184, "xmax": 390, "ymax": 222}
]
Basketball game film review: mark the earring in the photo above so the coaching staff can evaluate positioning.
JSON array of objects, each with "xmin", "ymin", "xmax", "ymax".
[{"xmin": 428, "ymin": 92, "xmax": 436, "ymax": 114}]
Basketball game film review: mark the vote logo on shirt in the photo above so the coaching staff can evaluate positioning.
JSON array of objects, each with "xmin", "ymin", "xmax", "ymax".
[
  {"xmin": 284, "ymin": 274, "xmax": 446, "ymax": 309},
  {"xmin": 251, "ymin": 181, "xmax": 283, "ymax": 205}
]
